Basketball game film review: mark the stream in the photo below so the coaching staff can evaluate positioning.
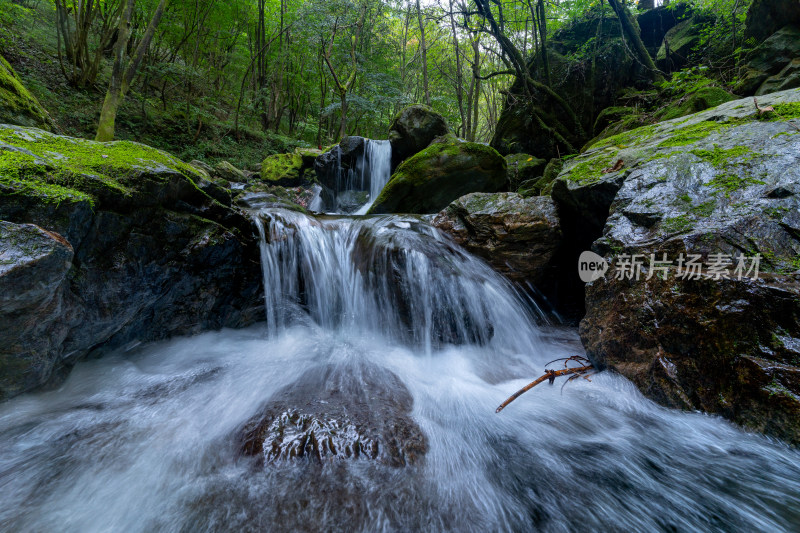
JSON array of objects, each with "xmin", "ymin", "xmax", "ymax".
[{"xmin": 1, "ymin": 205, "xmax": 800, "ymax": 532}]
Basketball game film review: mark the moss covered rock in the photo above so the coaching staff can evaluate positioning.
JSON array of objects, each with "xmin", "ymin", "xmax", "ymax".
[
  {"xmin": 388, "ymin": 104, "xmax": 448, "ymax": 165},
  {"xmin": 0, "ymin": 125, "xmax": 262, "ymax": 399},
  {"xmin": 551, "ymin": 88, "xmax": 800, "ymax": 444},
  {"xmin": 735, "ymin": 25, "xmax": 800, "ymax": 96},
  {"xmin": 261, "ymin": 152, "xmax": 305, "ymax": 186},
  {"xmin": 0, "ymin": 55, "xmax": 53, "ymax": 131},
  {"xmin": 213, "ymin": 160, "xmax": 246, "ymax": 182},
  {"xmin": 656, "ymin": 86, "xmax": 734, "ymax": 121},
  {"xmin": 505, "ymin": 153, "xmax": 547, "ymax": 190},
  {"xmin": 367, "ymin": 138, "xmax": 506, "ymax": 214}
]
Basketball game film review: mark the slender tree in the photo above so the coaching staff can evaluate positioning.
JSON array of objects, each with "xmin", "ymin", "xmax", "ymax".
[{"xmin": 96, "ymin": 0, "xmax": 168, "ymax": 142}]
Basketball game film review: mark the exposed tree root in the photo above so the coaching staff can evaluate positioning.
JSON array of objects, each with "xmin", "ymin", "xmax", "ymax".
[{"xmin": 495, "ymin": 356, "xmax": 595, "ymax": 413}]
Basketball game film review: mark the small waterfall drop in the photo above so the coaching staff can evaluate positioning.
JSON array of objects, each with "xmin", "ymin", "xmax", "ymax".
[
  {"xmin": 253, "ymin": 208, "xmax": 543, "ymax": 352},
  {"xmin": 355, "ymin": 140, "xmax": 392, "ymax": 214},
  {"xmin": 326, "ymin": 139, "xmax": 393, "ymax": 214}
]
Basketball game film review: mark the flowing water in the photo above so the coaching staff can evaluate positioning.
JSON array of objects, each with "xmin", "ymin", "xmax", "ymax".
[
  {"xmin": 327, "ymin": 139, "xmax": 392, "ymax": 214},
  {"xmin": 2, "ymin": 209, "xmax": 800, "ymax": 532}
]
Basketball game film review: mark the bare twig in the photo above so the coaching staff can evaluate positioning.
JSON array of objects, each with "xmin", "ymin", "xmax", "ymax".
[{"xmin": 495, "ymin": 356, "xmax": 594, "ymax": 413}]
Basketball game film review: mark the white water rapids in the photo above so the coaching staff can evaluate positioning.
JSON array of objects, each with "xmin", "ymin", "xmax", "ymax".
[{"xmin": 1, "ymin": 208, "xmax": 799, "ymax": 532}]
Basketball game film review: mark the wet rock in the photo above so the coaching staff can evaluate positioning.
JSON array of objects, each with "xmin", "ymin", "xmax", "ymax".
[
  {"xmin": 240, "ymin": 362, "xmax": 427, "ymax": 467},
  {"xmin": 0, "ymin": 125, "xmax": 263, "ymax": 399},
  {"xmin": 0, "ymin": 55, "xmax": 53, "ymax": 131},
  {"xmin": 553, "ymin": 88, "xmax": 800, "ymax": 444},
  {"xmin": 367, "ymin": 138, "xmax": 506, "ymax": 214},
  {"xmin": 388, "ymin": 104, "xmax": 449, "ymax": 165},
  {"xmin": 433, "ymin": 192, "xmax": 561, "ymax": 289},
  {"xmin": 0, "ymin": 222, "xmax": 73, "ymax": 397},
  {"xmin": 313, "ymin": 135, "xmax": 367, "ymax": 191}
]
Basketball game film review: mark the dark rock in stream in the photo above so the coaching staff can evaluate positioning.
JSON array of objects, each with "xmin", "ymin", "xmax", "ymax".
[
  {"xmin": 0, "ymin": 125, "xmax": 263, "ymax": 399},
  {"xmin": 239, "ymin": 362, "xmax": 427, "ymax": 467},
  {"xmin": 433, "ymin": 192, "xmax": 562, "ymax": 290}
]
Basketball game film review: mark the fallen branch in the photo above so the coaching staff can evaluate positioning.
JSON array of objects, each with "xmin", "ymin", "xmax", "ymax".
[{"xmin": 495, "ymin": 356, "xmax": 594, "ymax": 413}]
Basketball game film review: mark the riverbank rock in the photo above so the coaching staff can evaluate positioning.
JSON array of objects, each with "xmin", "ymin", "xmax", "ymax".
[
  {"xmin": 433, "ymin": 192, "xmax": 561, "ymax": 289},
  {"xmin": 552, "ymin": 88, "xmax": 800, "ymax": 444},
  {"xmin": 0, "ymin": 125, "xmax": 263, "ymax": 399},
  {"xmin": 735, "ymin": 25, "xmax": 800, "ymax": 96},
  {"xmin": 0, "ymin": 55, "xmax": 53, "ymax": 131},
  {"xmin": 367, "ymin": 138, "xmax": 506, "ymax": 214},
  {"xmin": 0, "ymin": 222, "xmax": 73, "ymax": 395},
  {"xmin": 388, "ymin": 104, "xmax": 449, "ymax": 165}
]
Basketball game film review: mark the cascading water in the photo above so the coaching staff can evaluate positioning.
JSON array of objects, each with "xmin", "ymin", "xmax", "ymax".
[
  {"xmin": 326, "ymin": 139, "xmax": 392, "ymax": 214},
  {"xmin": 2, "ymin": 207, "xmax": 800, "ymax": 532}
]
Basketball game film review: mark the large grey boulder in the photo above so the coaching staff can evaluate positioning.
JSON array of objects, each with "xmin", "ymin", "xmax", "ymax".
[{"xmin": 552, "ymin": 88, "xmax": 800, "ymax": 444}]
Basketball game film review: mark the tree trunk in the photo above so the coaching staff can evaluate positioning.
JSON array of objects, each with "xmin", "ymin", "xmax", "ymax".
[
  {"xmin": 96, "ymin": 0, "xmax": 167, "ymax": 142},
  {"xmin": 416, "ymin": 0, "xmax": 430, "ymax": 106},
  {"xmin": 607, "ymin": 0, "xmax": 663, "ymax": 83}
]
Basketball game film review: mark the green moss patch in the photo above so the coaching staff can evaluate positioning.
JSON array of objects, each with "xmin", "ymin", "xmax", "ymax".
[{"xmin": 0, "ymin": 125, "xmax": 206, "ymax": 207}]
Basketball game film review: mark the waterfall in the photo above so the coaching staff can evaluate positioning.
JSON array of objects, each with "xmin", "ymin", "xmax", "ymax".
[
  {"xmin": 354, "ymin": 140, "xmax": 392, "ymax": 214},
  {"xmin": 327, "ymin": 139, "xmax": 393, "ymax": 214},
  {"xmin": 253, "ymin": 208, "xmax": 544, "ymax": 352}
]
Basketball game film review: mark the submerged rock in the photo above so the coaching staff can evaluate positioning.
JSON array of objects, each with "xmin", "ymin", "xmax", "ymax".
[
  {"xmin": 553, "ymin": 88, "xmax": 800, "ymax": 444},
  {"xmin": 0, "ymin": 125, "xmax": 262, "ymax": 399},
  {"xmin": 367, "ymin": 138, "xmax": 506, "ymax": 214},
  {"xmin": 239, "ymin": 362, "xmax": 427, "ymax": 467},
  {"xmin": 388, "ymin": 104, "xmax": 449, "ymax": 165},
  {"xmin": 433, "ymin": 192, "xmax": 561, "ymax": 290}
]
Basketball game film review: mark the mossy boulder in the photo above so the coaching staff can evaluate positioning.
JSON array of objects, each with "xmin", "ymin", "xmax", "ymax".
[
  {"xmin": 261, "ymin": 152, "xmax": 305, "ymax": 187},
  {"xmin": 213, "ymin": 160, "xmax": 246, "ymax": 182},
  {"xmin": 388, "ymin": 104, "xmax": 448, "ymax": 165},
  {"xmin": 367, "ymin": 138, "xmax": 506, "ymax": 214},
  {"xmin": 655, "ymin": 16, "xmax": 709, "ymax": 72},
  {"xmin": 505, "ymin": 153, "xmax": 547, "ymax": 190},
  {"xmin": 735, "ymin": 25, "xmax": 800, "ymax": 96},
  {"xmin": 0, "ymin": 55, "xmax": 53, "ymax": 131},
  {"xmin": 656, "ymin": 86, "xmax": 735, "ymax": 121},
  {"xmin": 491, "ymin": 11, "xmax": 652, "ymax": 160},
  {"xmin": 0, "ymin": 125, "xmax": 262, "ymax": 399},
  {"xmin": 550, "ymin": 88, "xmax": 800, "ymax": 444}
]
